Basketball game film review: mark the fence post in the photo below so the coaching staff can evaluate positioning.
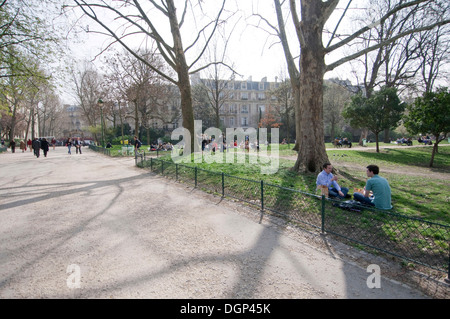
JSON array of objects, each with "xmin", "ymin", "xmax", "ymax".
[
  {"xmin": 260, "ymin": 180, "xmax": 264, "ymax": 211},
  {"xmin": 321, "ymin": 195, "xmax": 326, "ymax": 233},
  {"xmin": 221, "ymin": 173, "xmax": 225, "ymax": 197},
  {"xmin": 176, "ymin": 164, "xmax": 179, "ymax": 181},
  {"xmin": 446, "ymin": 255, "xmax": 450, "ymax": 284},
  {"xmin": 195, "ymin": 167, "xmax": 198, "ymax": 188},
  {"xmin": 161, "ymin": 160, "xmax": 164, "ymax": 174}
]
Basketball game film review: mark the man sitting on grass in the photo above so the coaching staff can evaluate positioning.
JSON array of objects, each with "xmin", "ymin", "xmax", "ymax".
[
  {"xmin": 316, "ymin": 163, "xmax": 349, "ymax": 199},
  {"xmin": 353, "ymin": 165, "xmax": 392, "ymax": 210}
]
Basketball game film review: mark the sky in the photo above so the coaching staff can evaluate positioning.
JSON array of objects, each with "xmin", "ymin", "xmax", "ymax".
[{"xmin": 59, "ymin": 1, "xmax": 393, "ymax": 104}]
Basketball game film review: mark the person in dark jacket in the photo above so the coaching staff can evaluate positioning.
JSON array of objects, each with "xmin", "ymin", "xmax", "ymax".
[
  {"xmin": 9, "ymin": 140, "xmax": 16, "ymax": 153},
  {"xmin": 32, "ymin": 138, "xmax": 41, "ymax": 158},
  {"xmin": 74, "ymin": 137, "xmax": 83, "ymax": 154},
  {"xmin": 40, "ymin": 138, "xmax": 49, "ymax": 157}
]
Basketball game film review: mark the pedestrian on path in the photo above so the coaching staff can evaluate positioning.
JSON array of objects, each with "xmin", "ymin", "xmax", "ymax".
[
  {"xmin": 75, "ymin": 137, "xmax": 82, "ymax": 154},
  {"xmin": 67, "ymin": 138, "xmax": 73, "ymax": 155},
  {"xmin": 9, "ymin": 140, "xmax": 16, "ymax": 153},
  {"xmin": 134, "ymin": 136, "xmax": 142, "ymax": 156},
  {"xmin": 20, "ymin": 140, "xmax": 26, "ymax": 152},
  {"xmin": 41, "ymin": 138, "xmax": 49, "ymax": 157},
  {"xmin": 32, "ymin": 138, "xmax": 41, "ymax": 158}
]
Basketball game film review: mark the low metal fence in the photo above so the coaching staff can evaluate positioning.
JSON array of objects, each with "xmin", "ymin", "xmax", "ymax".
[
  {"xmin": 88, "ymin": 145, "xmax": 170, "ymax": 159},
  {"xmin": 137, "ymin": 156, "xmax": 450, "ymax": 277},
  {"xmin": 88, "ymin": 144, "xmax": 111, "ymax": 156}
]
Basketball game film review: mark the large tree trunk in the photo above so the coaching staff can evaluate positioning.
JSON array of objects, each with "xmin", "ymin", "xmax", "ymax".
[
  {"xmin": 292, "ymin": 85, "xmax": 301, "ymax": 151},
  {"xmin": 167, "ymin": 0, "xmax": 195, "ymax": 150},
  {"xmin": 383, "ymin": 128, "xmax": 390, "ymax": 143},
  {"xmin": 293, "ymin": 1, "xmax": 330, "ymax": 173}
]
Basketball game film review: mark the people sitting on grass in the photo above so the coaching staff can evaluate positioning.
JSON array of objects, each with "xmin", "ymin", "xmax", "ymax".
[
  {"xmin": 396, "ymin": 137, "xmax": 413, "ymax": 146},
  {"xmin": 353, "ymin": 165, "xmax": 392, "ymax": 210},
  {"xmin": 342, "ymin": 137, "xmax": 352, "ymax": 148},
  {"xmin": 418, "ymin": 136, "xmax": 432, "ymax": 145}
]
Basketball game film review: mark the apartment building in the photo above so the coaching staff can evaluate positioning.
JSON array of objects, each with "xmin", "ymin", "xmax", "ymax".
[
  {"xmin": 61, "ymin": 104, "xmax": 88, "ymax": 138},
  {"xmin": 191, "ymin": 74, "xmax": 281, "ymax": 129}
]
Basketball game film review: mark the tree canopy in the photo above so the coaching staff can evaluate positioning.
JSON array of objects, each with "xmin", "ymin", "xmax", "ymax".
[{"xmin": 403, "ymin": 87, "xmax": 450, "ymax": 166}]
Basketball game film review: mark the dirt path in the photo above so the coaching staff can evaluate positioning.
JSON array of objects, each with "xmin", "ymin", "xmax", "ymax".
[{"xmin": 0, "ymin": 147, "xmax": 445, "ymax": 300}]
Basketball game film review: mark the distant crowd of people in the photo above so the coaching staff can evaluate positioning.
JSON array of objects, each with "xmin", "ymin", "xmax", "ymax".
[{"xmin": 0, "ymin": 136, "xmax": 87, "ymax": 157}]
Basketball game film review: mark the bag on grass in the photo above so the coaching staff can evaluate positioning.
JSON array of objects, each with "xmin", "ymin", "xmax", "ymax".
[{"xmin": 332, "ymin": 200, "xmax": 364, "ymax": 212}]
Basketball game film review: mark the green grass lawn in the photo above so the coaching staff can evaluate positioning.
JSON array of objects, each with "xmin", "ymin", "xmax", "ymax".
[{"xmin": 151, "ymin": 144, "xmax": 450, "ymax": 225}]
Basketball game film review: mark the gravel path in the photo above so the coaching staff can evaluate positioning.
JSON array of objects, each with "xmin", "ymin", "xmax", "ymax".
[{"xmin": 0, "ymin": 147, "xmax": 438, "ymax": 299}]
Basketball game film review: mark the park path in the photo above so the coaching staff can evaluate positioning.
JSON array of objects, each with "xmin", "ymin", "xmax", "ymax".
[{"xmin": 0, "ymin": 146, "xmax": 433, "ymax": 299}]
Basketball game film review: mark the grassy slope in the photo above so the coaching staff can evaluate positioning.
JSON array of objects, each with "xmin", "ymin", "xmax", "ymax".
[{"xmin": 153, "ymin": 143, "xmax": 449, "ymax": 225}]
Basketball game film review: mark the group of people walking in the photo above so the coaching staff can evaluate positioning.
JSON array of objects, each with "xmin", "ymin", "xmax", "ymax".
[
  {"xmin": 66, "ymin": 137, "xmax": 83, "ymax": 155},
  {"xmin": 4, "ymin": 137, "xmax": 85, "ymax": 158},
  {"xmin": 5, "ymin": 137, "xmax": 51, "ymax": 157},
  {"xmin": 316, "ymin": 162, "xmax": 392, "ymax": 210}
]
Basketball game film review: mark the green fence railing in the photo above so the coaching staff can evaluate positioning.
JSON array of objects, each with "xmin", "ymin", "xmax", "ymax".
[
  {"xmin": 88, "ymin": 144, "xmax": 111, "ymax": 156},
  {"xmin": 137, "ymin": 156, "xmax": 450, "ymax": 278}
]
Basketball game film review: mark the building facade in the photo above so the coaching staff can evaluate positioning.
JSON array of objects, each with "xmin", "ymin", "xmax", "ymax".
[{"xmin": 191, "ymin": 74, "xmax": 281, "ymax": 130}]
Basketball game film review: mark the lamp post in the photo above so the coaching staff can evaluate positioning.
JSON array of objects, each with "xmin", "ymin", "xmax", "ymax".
[{"xmin": 98, "ymin": 99, "xmax": 105, "ymax": 148}]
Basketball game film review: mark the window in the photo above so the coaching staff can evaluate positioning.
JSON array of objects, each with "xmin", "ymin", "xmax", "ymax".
[
  {"xmin": 241, "ymin": 105, "xmax": 248, "ymax": 113},
  {"xmin": 230, "ymin": 117, "xmax": 235, "ymax": 126},
  {"xmin": 241, "ymin": 92, "xmax": 248, "ymax": 100},
  {"xmin": 241, "ymin": 117, "xmax": 248, "ymax": 126}
]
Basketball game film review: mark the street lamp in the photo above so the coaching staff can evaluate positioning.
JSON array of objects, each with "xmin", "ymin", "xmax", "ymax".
[{"xmin": 98, "ymin": 98, "xmax": 105, "ymax": 148}]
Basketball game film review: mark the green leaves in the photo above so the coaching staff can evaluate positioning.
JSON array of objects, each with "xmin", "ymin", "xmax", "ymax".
[
  {"xmin": 343, "ymin": 86, "xmax": 404, "ymax": 135},
  {"xmin": 403, "ymin": 87, "xmax": 450, "ymax": 138}
]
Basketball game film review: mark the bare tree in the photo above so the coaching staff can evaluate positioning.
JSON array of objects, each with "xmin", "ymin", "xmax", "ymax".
[
  {"xmin": 72, "ymin": 63, "xmax": 104, "ymax": 142},
  {"xmin": 70, "ymin": 0, "xmax": 232, "ymax": 149},
  {"xmin": 416, "ymin": 25, "xmax": 450, "ymax": 93},
  {"xmin": 251, "ymin": 0, "xmax": 301, "ymax": 151},
  {"xmin": 323, "ymin": 81, "xmax": 351, "ymax": 141},
  {"xmin": 284, "ymin": 0, "xmax": 450, "ymax": 173},
  {"xmin": 268, "ymin": 77, "xmax": 295, "ymax": 144}
]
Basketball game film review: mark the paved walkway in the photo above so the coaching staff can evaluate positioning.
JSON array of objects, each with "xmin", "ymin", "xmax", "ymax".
[{"xmin": 0, "ymin": 147, "xmax": 433, "ymax": 299}]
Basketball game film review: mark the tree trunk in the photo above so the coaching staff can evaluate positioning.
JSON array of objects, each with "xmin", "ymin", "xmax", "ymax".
[
  {"xmin": 429, "ymin": 141, "xmax": 439, "ymax": 167},
  {"xmin": 167, "ymin": 0, "xmax": 195, "ymax": 150},
  {"xmin": 293, "ymin": 1, "xmax": 330, "ymax": 173},
  {"xmin": 134, "ymin": 100, "xmax": 139, "ymax": 137},
  {"xmin": 292, "ymin": 85, "xmax": 301, "ymax": 152},
  {"xmin": 375, "ymin": 132, "xmax": 380, "ymax": 153},
  {"xmin": 383, "ymin": 128, "xmax": 390, "ymax": 143}
]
